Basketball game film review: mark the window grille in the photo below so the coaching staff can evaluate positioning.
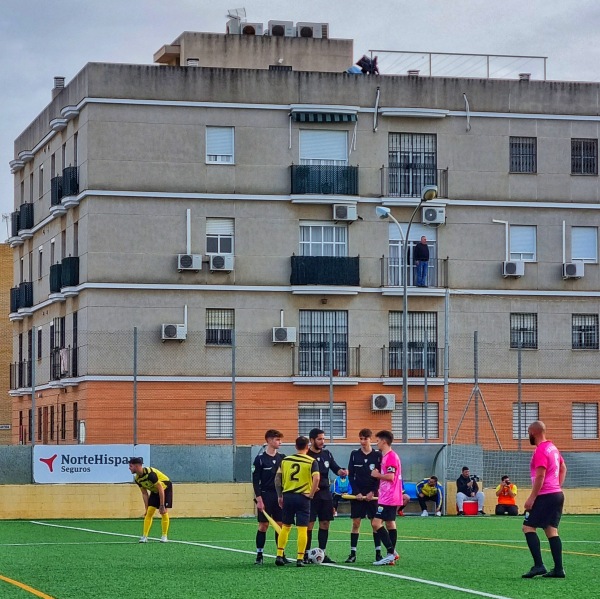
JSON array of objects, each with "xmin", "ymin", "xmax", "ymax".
[
  {"xmin": 512, "ymin": 402, "xmax": 539, "ymax": 439},
  {"xmin": 571, "ymin": 138, "xmax": 598, "ymax": 175},
  {"xmin": 572, "ymin": 403, "xmax": 598, "ymax": 439},
  {"xmin": 298, "ymin": 402, "xmax": 346, "ymax": 439},
  {"xmin": 510, "ymin": 313, "xmax": 538, "ymax": 349},
  {"xmin": 572, "ymin": 314, "xmax": 599, "ymax": 350},
  {"xmin": 510, "ymin": 136, "xmax": 536, "ymax": 173},
  {"xmin": 206, "ymin": 309, "xmax": 234, "ymax": 345},
  {"xmin": 206, "ymin": 402, "xmax": 233, "ymax": 439}
]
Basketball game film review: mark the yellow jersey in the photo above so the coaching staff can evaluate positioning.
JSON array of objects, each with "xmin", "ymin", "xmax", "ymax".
[
  {"xmin": 134, "ymin": 467, "xmax": 170, "ymax": 494},
  {"xmin": 279, "ymin": 454, "xmax": 319, "ymax": 494}
]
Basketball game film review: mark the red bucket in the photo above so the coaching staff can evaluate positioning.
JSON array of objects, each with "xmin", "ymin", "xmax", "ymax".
[{"xmin": 463, "ymin": 499, "xmax": 478, "ymax": 516}]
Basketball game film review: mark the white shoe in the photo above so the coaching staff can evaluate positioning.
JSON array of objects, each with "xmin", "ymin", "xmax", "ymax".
[
  {"xmin": 373, "ymin": 553, "xmax": 395, "ymax": 566},
  {"xmin": 160, "ymin": 535, "xmax": 168, "ymax": 543},
  {"xmin": 139, "ymin": 536, "xmax": 148, "ymax": 543},
  {"xmin": 421, "ymin": 510, "xmax": 428, "ymax": 517},
  {"xmin": 435, "ymin": 511, "xmax": 442, "ymax": 517}
]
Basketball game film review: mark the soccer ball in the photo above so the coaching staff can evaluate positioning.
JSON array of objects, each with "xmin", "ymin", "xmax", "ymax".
[{"xmin": 307, "ymin": 547, "xmax": 325, "ymax": 564}]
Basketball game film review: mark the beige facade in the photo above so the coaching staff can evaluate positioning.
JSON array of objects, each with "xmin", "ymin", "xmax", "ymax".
[
  {"xmin": 0, "ymin": 243, "xmax": 12, "ymax": 443},
  {"xmin": 7, "ymin": 31, "xmax": 600, "ymax": 449}
]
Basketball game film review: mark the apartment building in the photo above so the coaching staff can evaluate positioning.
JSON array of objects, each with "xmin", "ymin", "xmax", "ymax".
[
  {"xmin": 0, "ymin": 243, "xmax": 12, "ymax": 443},
  {"xmin": 6, "ymin": 23, "xmax": 599, "ymax": 450}
]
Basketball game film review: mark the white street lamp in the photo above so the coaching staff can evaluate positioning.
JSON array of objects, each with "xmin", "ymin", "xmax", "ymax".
[{"xmin": 377, "ymin": 185, "xmax": 438, "ymax": 442}]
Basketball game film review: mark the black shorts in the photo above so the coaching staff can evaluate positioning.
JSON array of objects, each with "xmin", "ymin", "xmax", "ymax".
[
  {"xmin": 373, "ymin": 504, "xmax": 397, "ymax": 523},
  {"xmin": 257, "ymin": 490, "xmax": 283, "ymax": 524},
  {"xmin": 350, "ymin": 498, "xmax": 379, "ymax": 520},
  {"xmin": 148, "ymin": 482, "xmax": 173, "ymax": 509},
  {"xmin": 523, "ymin": 492, "xmax": 564, "ymax": 529},
  {"xmin": 310, "ymin": 489, "xmax": 334, "ymax": 522},
  {"xmin": 282, "ymin": 492, "xmax": 311, "ymax": 527}
]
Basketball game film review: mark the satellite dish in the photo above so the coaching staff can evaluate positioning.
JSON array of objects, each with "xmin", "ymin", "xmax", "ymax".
[{"xmin": 227, "ymin": 7, "xmax": 246, "ymax": 20}]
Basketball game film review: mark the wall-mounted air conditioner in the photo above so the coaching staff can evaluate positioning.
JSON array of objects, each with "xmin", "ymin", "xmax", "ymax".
[
  {"xmin": 333, "ymin": 204, "xmax": 357, "ymax": 221},
  {"xmin": 272, "ymin": 326, "xmax": 297, "ymax": 343},
  {"xmin": 161, "ymin": 323, "xmax": 187, "ymax": 341},
  {"xmin": 422, "ymin": 206, "xmax": 446, "ymax": 225},
  {"xmin": 502, "ymin": 261, "xmax": 525, "ymax": 278},
  {"xmin": 295, "ymin": 22, "xmax": 328, "ymax": 39},
  {"xmin": 268, "ymin": 20, "xmax": 295, "ymax": 37},
  {"xmin": 209, "ymin": 254, "xmax": 235, "ymax": 271},
  {"xmin": 241, "ymin": 22, "xmax": 264, "ymax": 35},
  {"xmin": 177, "ymin": 254, "xmax": 202, "ymax": 272},
  {"xmin": 372, "ymin": 394, "xmax": 396, "ymax": 411},
  {"xmin": 563, "ymin": 262, "xmax": 584, "ymax": 279}
]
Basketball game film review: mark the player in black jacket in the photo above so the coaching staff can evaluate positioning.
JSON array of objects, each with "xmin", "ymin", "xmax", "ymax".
[
  {"xmin": 252, "ymin": 429, "xmax": 285, "ymax": 565},
  {"xmin": 345, "ymin": 428, "xmax": 383, "ymax": 563},
  {"xmin": 305, "ymin": 428, "xmax": 347, "ymax": 564}
]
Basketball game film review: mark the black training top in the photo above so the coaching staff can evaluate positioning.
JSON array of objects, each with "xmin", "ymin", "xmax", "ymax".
[
  {"xmin": 348, "ymin": 448, "xmax": 381, "ymax": 495},
  {"xmin": 307, "ymin": 448, "xmax": 343, "ymax": 491},
  {"xmin": 252, "ymin": 451, "xmax": 285, "ymax": 496}
]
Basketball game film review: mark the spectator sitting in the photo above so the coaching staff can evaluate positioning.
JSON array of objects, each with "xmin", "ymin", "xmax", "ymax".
[
  {"xmin": 332, "ymin": 474, "xmax": 352, "ymax": 516},
  {"xmin": 456, "ymin": 466, "xmax": 485, "ymax": 515},
  {"xmin": 416, "ymin": 475, "xmax": 444, "ymax": 516},
  {"xmin": 495, "ymin": 475, "xmax": 519, "ymax": 516}
]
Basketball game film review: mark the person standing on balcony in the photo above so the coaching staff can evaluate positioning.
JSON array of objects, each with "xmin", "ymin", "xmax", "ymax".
[{"xmin": 414, "ymin": 236, "xmax": 429, "ymax": 287}]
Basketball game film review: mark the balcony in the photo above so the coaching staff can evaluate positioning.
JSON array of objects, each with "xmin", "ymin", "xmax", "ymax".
[
  {"xmin": 8, "ymin": 211, "xmax": 23, "ymax": 248},
  {"xmin": 291, "ymin": 164, "xmax": 359, "ymax": 195},
  {"xmin": 9, "ymin": 287, "xmax": 22, "ymax": 321},
  {"xmin": 381, "ymin": 167, "xmax": 448, "ymax": 198},
  {"xmin": 50, "ymin": 346, "xmax": 78, "ymax": 383},
  {"xmin": 61, "ymin": 256, "xmax": 80, "ymax": 296},
  {"xmin": 380, "ymin": 257, "xmax": 448, "ymax": 288},
  {"xmin": 51, "ymin": 176, "xmax": 63, "ymax": 205},
  {"xmin": 382, "ymin": 344, "xmax": 443, "ymax": 378},
  {"xmin": 9, "ymin": 360, "xmax": 32, "ymax": 390},
  {"xmin": 62, "ymin": 166, "xmax": 79, "ymax": 206},
  {"xmin": 294, "ymin": 344, "xmax": 360, "ymax": 377},
  {"xmin": 18, "ymin": 281, "xmax": 33, "ymax": 309},
  {"xmin": 291, "ymin": 255, "xmax": 360, "ymax": 287},
  {"xmin": 18, "ymin": 203, "xmax": 34, "ymax": 238}
]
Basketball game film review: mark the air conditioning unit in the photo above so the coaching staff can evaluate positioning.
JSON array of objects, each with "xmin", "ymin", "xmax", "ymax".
[
  {"xmin": 333, "ymin": 204, "xmax": 357, "ymax": 221},
  {"xmin": 502, "ymin": 260, "xmax": 525, "ymax": 278},
  {"xmin": 161, "ymin": 323, "xmax": 187, "ymax": 341},
  {"xmin": 272, "ymin": 326, "xmax": 297, "ymax": 343},
  {"xmin": 209, "ymin": 254, "xmax": 235, "ymax": 271},
  {"xmin": 296, "ymin": 22, "xmax": 328, "ymax": 39},
  {"xmin": 241, "ymin": 22, "xmax": 264, "ymax": 35},
  {"xmin": 563, "ymin": 262, "xmax": 584, "ymax": 279},
  {"xmin": 422, "ymin": 206, "xmax": 446, "ymax": 225},
  {"xmin": 268, "ymin": 20, "xmax": 295, "ymax": 37},
  {"xmin": 177, "ymin": 254, "xmax": 202, "ymax": 271},
  {"xmin": 372, "ymin": 394, "xmax": 396, "ymax": 411}
]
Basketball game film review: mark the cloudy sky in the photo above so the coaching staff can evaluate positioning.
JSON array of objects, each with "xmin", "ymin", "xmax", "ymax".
[{"xmin": 2, "ymin": 0, "xmax": 600, "ymax": 232}]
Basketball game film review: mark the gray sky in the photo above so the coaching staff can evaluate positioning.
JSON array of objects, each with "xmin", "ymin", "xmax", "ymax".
[{"xmin": 2, "ymin": 0, "xmax": 600, "ymax": 231}]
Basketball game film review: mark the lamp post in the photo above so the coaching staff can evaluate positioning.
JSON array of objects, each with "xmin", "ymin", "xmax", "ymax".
[{"xmin": 376, "ymin": 185, "xmax": 438, "ymax": 443}]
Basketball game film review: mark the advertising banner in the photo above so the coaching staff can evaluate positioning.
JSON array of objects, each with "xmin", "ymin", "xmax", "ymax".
[{"xmin": 33, "ymin": 444, "xmax": 151, "ymax": 483}]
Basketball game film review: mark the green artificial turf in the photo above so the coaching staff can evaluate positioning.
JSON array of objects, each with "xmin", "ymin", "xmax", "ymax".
[{"xmin": 0, "ymin": 515, "xmax": 597, "ymax": 598}]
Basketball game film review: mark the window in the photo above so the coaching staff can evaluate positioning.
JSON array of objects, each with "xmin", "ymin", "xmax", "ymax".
[
  {"xmin": 299, "ymin": 130, "xmax": 347, "ymax": 166},
  {"xmin": 571, "ymin": 139, "xmax": 598, "ymax": 175},
  {"xmin": 38, "ymin": 247, "xmax": 43, "ymax": 279},
  {"xmin": 572, "ymin": 403, "xmax": 598, "ymax": 439},
  {"xmin": 60, "ymin": 404, "xmax": 66, "ymax": 440},
  {"xmin": 61, "ymin": 230, "xmax": 66, "ymax": 261},
  {"xmin": 206, "ymin": 126, "xmax": 234, "ymax": 163},
  {"xmin": 73, "ymin": 402, "xmax": 78, "ymax": 439},
  {"xmin": 206, "ymin": 218, "xmax": 234, "ymax": 254},
  {"xmin": 206, "ymin": 308, "xmax": 234, "ymax": 345},
  {"xmin": 387, "ymin": 223, "xmax": 437, "ymax": 286},
  {"xmin": 510, "ymin": 313, "xmax": 538, "ymax": 349},
  {"xmin": 300, "ymin": 223, "xmax": 347, "ymax": 257},
  {"xmin": 298, "ymin": 402, "xmax": 346, "ymax": 439},
  {"xmin": 38, "ymin": 164, "xmax": 44, "ymax": 198},
  {"xmin": 389, "ymin": 311, "xmax": 438, "ymax": 376},
  {"xmin": 509, "ymin": 225, "xmax": 536, "ymax": 261},
  {"xmin": 73, "ymin": 222, "xmax": 79, "ymax": 256},
  {"xmin": 510, "ymin": 136, "xmax": 536, "ymax": 173},
  {"xmin": 50, "ymin": 406, "xmax": 55, "ymax": 441},
  {"xmin": 299, "ymin": 310, "xmax": 348, "ymax": 376},
  {"xmin": 571, "ymin": 226, "xmax": 598, "ymax": 263},
  {"xmin": 572, "ymin": 314, "xmax": 599, "ymax": 350},
  {"xmin": 28, "ymin": 409, "xmax": 32, "ymax": 442},
  {"xmin": 392, "ymin": 403, "xmax": 439, "ymax": 439},
  {"xmin": 73, "ymin": 132, "xmax": 78, "ymax": 167},
  {"xmin": 37, "ymin": 328, "xmax": 42, "ymax": 360},
  {"xmin": 29, "ymin": 173, "xmax": 33, "ymax": 202},
  {"xmin": 388, "ymin": 133, "xmax": 437, "ymax": 197},
  {"xmin": 206, "ymin": 402, "xmax": 233, "ymax": 438},
  {"xmin": 512, "ymin": 402, "xmax": 539, "ymax": 439},
  {"xmin": 38, "ymin": 407, "xmax": 42, "ymax": 441},
  {"xmin": 50, "ymin": 239, "xmax": 55, "ymax": 266}
]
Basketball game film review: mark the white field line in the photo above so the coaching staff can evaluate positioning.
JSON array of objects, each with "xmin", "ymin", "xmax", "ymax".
[{"xmin": 30, "ymin": 521, "xmax": 514, "ymax": 599}]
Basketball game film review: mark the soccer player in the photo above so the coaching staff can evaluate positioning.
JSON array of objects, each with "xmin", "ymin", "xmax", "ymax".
[
  {"xmin": 416, "ymin": 475, "xmax": 444, "ymax": 516},
  {"xmin": 370, "ymin": 430, "xmax": 402, "ymax": 566},
  {"xmin": 274, "ymin": 436, "xmax": 320, "ymax": 567},
  {"xmin": 522, "ymin": 420, "xmax": 567, "ymax": 579},
  {"xmin": 345, "ymin": 428, "xmax": 383, "ymax": 563},
  {"xmin": 252, "ymin": 429, "xmax": 285, "ymax": 565},
  {"xmin": 305, "ymin": 428, "xmax": 348, "ymax": 563},
  {"xmin": 128, "ymin": 457, "xmax": 172, "ymax": 543}
]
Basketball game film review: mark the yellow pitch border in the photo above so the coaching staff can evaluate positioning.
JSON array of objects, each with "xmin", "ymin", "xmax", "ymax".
[{"xmin": 0, "ymin": 574, "xmax": 56, "ymax": 599}]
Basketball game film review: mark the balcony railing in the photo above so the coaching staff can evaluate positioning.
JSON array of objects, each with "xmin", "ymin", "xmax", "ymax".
[
  {"xmin": 291, "ymin": 255, "xmax": 360, "ymax": 286},
  {"xmin": 291, "ymin": 164, "xmax": 359, "ymax": 195},
  {"xmin": 18, "ymin": 281, "xmax": 33, "ymax": 308},
  {"xmin": 10, "ymin": 360, "xmax": 32, "ymax": 389},
  {"xmin": 50, "ymin": 263, "xmax": 63, "ymax": 293},
  {"xmin": 381, "ymin": 167, "xmax": 448, "ymax": 198},
  {"xmin": 380, "ymin": 257, "xmax": 448, "ymax": 288},
  {"xmin": 62, "ymin": 166, "xmax": 79, "ymax": 197},
  {"xmin": 50, "ymin": 346, "xmax": 78, "ymax": 380},
  {"xmin": 61, "ymin": 256, "xmax": 79, "ymax": 287},
  {"xmin": 10, "ymin": 211, "xmax": 19, "ymax": 237},
  {"xmin": 381, "ymin": 344, "xmax": 444, "ymax": 378},
  {"xmin": 18, "ymin": 203, "xmax": 34, "ymax": 230},
  {"xmin": 294, "ymin": 345, "xmax": 360, "ymax": 377},
  {"xmin": 10, "ymin": 287, "xmax": 20, "ymax": 312},
  {"xmin": 51, "ymin": 175, "xmax": 63, "ymax": 206}
]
